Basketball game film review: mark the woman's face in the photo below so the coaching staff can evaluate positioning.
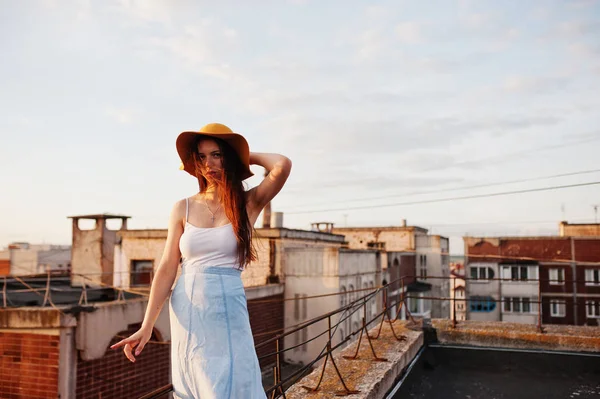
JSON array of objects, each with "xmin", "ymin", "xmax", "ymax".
[{"xmin": 196, "ymin": 138, "xmax": 223, "ymax": 181}]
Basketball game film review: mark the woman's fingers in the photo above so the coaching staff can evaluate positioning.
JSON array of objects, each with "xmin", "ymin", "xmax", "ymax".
[
  {"xmin": 135, "ymin": 336, "xmax": 149, "ymax": 356},
  {"xmin": 124, "ymin": 341, "xmax": 139, "ymax": 363},
  {"xmin": 110, "ymin": 337, "xmax": 131, "ymax": 349},
  {"xmin": 108, "ymin": 329, "xmax": 150, "ymax": 362}
]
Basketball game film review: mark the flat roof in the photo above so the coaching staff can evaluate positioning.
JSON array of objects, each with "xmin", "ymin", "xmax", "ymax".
[
  {"xmin": 2, "ymin": 273, "xmax": 143, "ymax": 308},
  {"xmin": 67, "ymin": 213, "xmax": 131, "ymax": 219},
  {"xmin": 332, "ymin": 225, "xmax": 427, "ymax": 232},
  {"xmin": 393, "ymin": 345, "xmax": 600, "ymax": 399}
]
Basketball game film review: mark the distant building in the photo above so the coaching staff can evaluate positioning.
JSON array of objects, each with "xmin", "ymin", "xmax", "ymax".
[
  {"xmin": 0, "ymin": 249, "xmax": 9, "ymax": 276},
  {"xmin": 331, "ymin": 220, "xmax": 449, "ymax": 319},
  {"xmin": 464, "ymin": 222, "xmax": 600, "ymax": 326},
  {"xmin": 6, "ymin": 242, "xmax": 71, "ymax": 276},
  {"xmin": 450, "ymin": 262, "xmax": 466, "ymax": 321},
  {"xmin": 559, "ymin": 221, "xmax": 600, "ymax": 237}
]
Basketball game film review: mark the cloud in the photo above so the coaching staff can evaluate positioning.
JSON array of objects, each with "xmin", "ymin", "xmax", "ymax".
[
  {"xmin": 569, "ymin": 42, "xmax": 600, "ymax": 58},
  {"xmin": 356, "ymin": 28, "xmax": 389, "ymax": 59},
  {"xmin": 395, "ymin": 22, "xmax": 423, "ymax": 44},
  {"xmin": 567, "ymin": 0, "xmax": 600, "ymax": 9},
  {"xmin": 296, "ymin": 174, "xmax": 467, "ymax": 193},
  {"xmin": 113, "ymin": 0, "xmax": 176, "ymax": 26},
  {"xmin": 461, "ymin": 12, "xmax": 495, "ymax": 30},
  {"xmin": 365, "ymin": 5, "xmax": 388, "ymax": 20},
  {"xmin": 503, "ymin": 75, "xmax": 571, "ymax": 94},
  {"xmin": 260, "ymin": 112, "xmax": 564, "ymax": 163},
  {"xmin": 558, "ymin": 20, "xmax": 600, "ymax": 37},
  {"xmin": 106, "ymin": 107, "xmax": 140, "ymax": 124}
]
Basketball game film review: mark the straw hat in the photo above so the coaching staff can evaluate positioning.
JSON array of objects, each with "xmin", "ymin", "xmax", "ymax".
[{"xmin": 176, "ymin": 123, "xmax": 253, "ymax": 180}]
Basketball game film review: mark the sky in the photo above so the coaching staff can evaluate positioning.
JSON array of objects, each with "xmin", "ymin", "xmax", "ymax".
[{"xmin": 1, "ymin": 0, "xmax": 599, "ymax": 254}]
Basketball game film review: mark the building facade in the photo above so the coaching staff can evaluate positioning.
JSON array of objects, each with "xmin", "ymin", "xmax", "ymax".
[
  {"xmin": 5, "ymin": 242, "xmax": 71, "ymax": 276},
  {"xmin": 332, "ymin": 221, "xmax": 448, "ymax": 319},
  {"xmin": 449, "ymin": 262, "xmax": 466, "ymax": 321},
  {"xmin": 464, "ymin": 228, "xmax": 600, "ymax": 327}
]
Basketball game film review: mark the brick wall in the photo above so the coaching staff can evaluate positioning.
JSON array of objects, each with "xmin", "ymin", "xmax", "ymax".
[
  {"xmin": 0, "ymin": 259, "xmax": 9, "ymax": 276},
  {"xmin": 539, "ymin": 265, "xmax": 574, "ymax": 294},
  {"xmin": 542, "ymin": 296, "xmax": 575, "ymax": 325},
  {"xmin": 0, "ymin": 332, "xmax": 59, "ymax": 399},
  {"xmin": 573, "ymin": 239, "xmax": 600, "ymax": 263},
  {"xmin": 248, "ymin": 294, "xmax": 284, "ymax": 368},
  {"xmin": 76, "ymin": 324, "xmax": 170, "ymax": 399}
]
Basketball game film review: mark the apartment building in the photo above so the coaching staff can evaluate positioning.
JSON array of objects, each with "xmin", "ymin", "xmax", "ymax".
[
  {"xmin": 332, "ymin": 220, "xmax": 448, "ymax": 319},
  {"xmin": 464, "ymin": 222, "xmax": 600, "ymax": 326}
]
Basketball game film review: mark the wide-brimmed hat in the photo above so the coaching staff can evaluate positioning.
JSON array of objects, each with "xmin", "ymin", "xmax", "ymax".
[{"xmin": 176, "ymin": 123, "xmax": 253, "ymax": 180}]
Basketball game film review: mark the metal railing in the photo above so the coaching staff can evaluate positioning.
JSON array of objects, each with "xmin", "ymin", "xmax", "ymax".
[
  {"xmin": 3, "ymin": 270, "xmax": 595, "ymax": 398},
  {"xmin": 1, "ymin": 270, "xmax": 156, "ymax": 308},
  {"xmin": 137, "ymin": 275, "xmax": 425, "ymax": 399}
]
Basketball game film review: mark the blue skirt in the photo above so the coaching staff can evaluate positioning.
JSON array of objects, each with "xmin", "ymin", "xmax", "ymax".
[{"xmin": 169, "ymin": 265, "xmax": 266, "ymax": 399}]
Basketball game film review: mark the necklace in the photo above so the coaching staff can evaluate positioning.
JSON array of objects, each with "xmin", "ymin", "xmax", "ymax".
[{"xmin": 203, "ymin": 196, "xmax": 221, "ymax": 223}]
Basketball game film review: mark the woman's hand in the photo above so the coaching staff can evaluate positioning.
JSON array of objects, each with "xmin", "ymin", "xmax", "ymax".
[{"xmin": 110, "ymin": 326, "xmax": 153, "ymax": 363}]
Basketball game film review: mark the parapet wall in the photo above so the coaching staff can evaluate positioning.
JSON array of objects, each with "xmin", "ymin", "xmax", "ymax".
[{"xmin": 432, "ymin": 319, "xmax": 600, "ymax": 353}]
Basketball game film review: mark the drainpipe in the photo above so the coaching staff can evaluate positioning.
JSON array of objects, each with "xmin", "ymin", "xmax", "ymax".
[{"xmin": 571, "ymin": 237, "xmax": 578, "ymax": 325}]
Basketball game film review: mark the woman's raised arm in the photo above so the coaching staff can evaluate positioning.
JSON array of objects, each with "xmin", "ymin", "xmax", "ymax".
[{"xmin": 247, "ymin": 152, "xmax": 292, "ymax": 213}]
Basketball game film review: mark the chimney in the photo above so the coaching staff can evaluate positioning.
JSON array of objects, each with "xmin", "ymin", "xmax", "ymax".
[
  {"xmin": 271, "ymin": 212, "xmax": 284, "ymax": 228},
  {"xmin": 263, "ymin": 201, "xmax": 272, "ymax": 228},
  {"xmin": 401, "ymin": 219, "xmax": 407, "ymax": 227}
]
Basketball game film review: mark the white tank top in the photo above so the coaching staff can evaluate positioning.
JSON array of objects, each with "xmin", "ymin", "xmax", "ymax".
[{"xmin": 179, "ymin": 198, "xmax": 240, "ymax": 268}]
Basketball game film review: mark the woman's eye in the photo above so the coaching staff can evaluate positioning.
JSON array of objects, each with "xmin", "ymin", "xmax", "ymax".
[{"xmin": 213, "ymin": 153, "xmax": 221, "ymax": 158}]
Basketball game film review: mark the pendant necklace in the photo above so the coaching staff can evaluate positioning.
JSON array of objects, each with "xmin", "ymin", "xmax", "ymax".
[{"xmin": 203, "ymin": 197, "xmax": 221, "ymax": 223}]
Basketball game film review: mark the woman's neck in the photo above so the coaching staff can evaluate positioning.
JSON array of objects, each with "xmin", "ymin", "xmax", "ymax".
[{"xmin": 200, "ymin": 186, "xmax": 221, "ymax": 202}]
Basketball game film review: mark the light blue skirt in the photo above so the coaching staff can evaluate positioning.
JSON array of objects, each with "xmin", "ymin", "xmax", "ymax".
[{"xmin": 169, "ymin": 265, "xmax": 266, "ymax": 399}]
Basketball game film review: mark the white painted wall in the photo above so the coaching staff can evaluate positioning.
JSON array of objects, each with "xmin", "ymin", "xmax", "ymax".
[
  {"xmin": 466, "ymin": 262, "xmax": 500, "ymax": 322},
  {"xmin": 9, "ymin": 244, "xmax": 71, "ymax": 276},
  {"xmin": 499, "ymin": 265, "xmax": 539, "ymax": 325}
]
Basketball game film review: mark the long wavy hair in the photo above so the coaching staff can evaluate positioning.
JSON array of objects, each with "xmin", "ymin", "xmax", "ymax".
[{"xmin": 190, "ymin": 136, "xmax": 257, "ymax": 269}]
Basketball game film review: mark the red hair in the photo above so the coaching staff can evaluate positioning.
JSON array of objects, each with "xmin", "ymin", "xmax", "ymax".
[{"xmin": 191, "ymin": 136, "xmax": 257, "ymax": 268}]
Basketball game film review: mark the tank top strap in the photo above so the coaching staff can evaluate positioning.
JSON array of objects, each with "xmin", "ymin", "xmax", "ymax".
[{"xmin": 185, "ymin": 198, "xmax": 189, "ymax": 223}]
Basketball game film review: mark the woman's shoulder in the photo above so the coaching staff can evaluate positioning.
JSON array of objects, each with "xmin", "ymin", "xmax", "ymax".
[{"xmin": 170, "ymin": 197, "xmax": 190, "ymax": 220}]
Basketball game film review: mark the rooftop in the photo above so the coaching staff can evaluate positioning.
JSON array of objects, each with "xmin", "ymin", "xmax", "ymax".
[
  {"xmin": 1, "ymin": 273, "xmax": 144, "ymax": 308},
  {"xmin": 67, "ymin": 213, "xmax": 131, "ymax": 220}
]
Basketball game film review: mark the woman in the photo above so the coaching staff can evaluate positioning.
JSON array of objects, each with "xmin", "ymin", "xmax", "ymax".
[{"xmin": 111, "ymin": 123, "xmax": 292, "ymax": 399}]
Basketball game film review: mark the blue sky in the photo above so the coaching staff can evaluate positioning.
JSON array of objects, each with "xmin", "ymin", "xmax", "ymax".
[{"xmin": 1, "ymin": 0, "xmax": 599, "ymax": 254}]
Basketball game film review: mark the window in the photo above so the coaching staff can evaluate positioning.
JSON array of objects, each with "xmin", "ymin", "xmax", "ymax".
[
  {"xmin": 501, "ymin": 265, "xmax": 537, "ymax": 281},
  {"xmin": 131, "ymin": 260, "xmax": 153, "ymax": 286},
  {"xmin": 409, "ymin": 296, "xmax": 420, "ymax": 314},
  {"xmin": 419, "ymin": 255, "xmax": 427, "ymax": 279},
  {"xmin": 550, "ymin": 300, "xmax": 566, "ymax": 317},
  {"xmin": 503, "ymin": 297, "xmax": 534, "ymax": 313},
  {"xmin": 586, "ymin": 301, "xmax": 600, "ymax": 318},
  {"xmin": 470, "ymin": 266, "xmax": 495, "ymax": 281},
  {"xmin": 470, "ymin": 296, "xmax": 496, "ymax": 312},
  {"xmin": 340, "ymin": 286, "xmax": 347, "ymax": 308},
  {"xmin": 522, "ymin": 298, "xmax": 531, "ymax": 313},
  {"xmin": 294, "ymin": 294, "xmax": 300, "ymax": 320},
  {"xmin": 585, "ymin": 269, "xmax": 600, "ymax": 286},
  {"xmin": 549, "ymin": 268, "xmax": 565, "ymax": 285},
  {"xmin": 302, "ymin": 294, "xmax": 307, "ymax": 320},
  {"xmin": 367, "ymin": 241, "xmax": 385, "ymax": 250}
]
